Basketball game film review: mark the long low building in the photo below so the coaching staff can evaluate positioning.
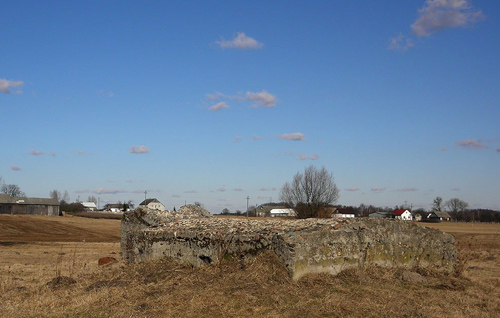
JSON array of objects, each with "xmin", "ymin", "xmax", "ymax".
[{"xmin": 0, "ymin": 194, "xmax": 60, "ymax": 216}]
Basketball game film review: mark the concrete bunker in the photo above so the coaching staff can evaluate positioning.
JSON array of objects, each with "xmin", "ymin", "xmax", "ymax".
[{"xmin": 121, "ymin": 206, "xmax": 456, "ymax": 280}]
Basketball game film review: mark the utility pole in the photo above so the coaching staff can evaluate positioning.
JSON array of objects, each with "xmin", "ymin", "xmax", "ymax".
[
  {"xmin": 144, "ymin": 190, "xmax": 147, "ymax": 202},
  {"xmin": 246, "ymin": 196, "xmax": 250, "ymax": 218}
]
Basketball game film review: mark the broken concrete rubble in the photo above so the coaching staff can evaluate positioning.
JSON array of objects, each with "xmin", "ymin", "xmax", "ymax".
[{"xmin": 121, "ymin": 206, "xmax": 456, "ymax": 280}]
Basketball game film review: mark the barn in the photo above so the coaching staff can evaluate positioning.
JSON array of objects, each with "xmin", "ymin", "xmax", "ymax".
[{"xmin": 0, "ymin": 194, "xmax": 60, "ymax": 216}]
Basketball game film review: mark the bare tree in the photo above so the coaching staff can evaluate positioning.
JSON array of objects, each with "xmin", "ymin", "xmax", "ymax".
[
  {"xmin": 87, "ymin": 196, "xmax": 97, "ymax": 204},
  {"xmin": 1, "ymin": 184, "xmax": 26, "ymax": 197},
  {"xmin": 445, "ymin": 198, "xmax": 469, "ymax": 213},
  {"xmin": 62, "ymin": 191, "xmax": 70, "ymax": 203},
  {"xmin": 280, "ymin": 166, "xmax": 339, "ymax": 218},
  {"xmin": 50, "ymin": 190, "xmax": 62, "ymax": 201},
  {"xmin": 433, "ymin": 197, "xmax": 443, "ymax": 211}
]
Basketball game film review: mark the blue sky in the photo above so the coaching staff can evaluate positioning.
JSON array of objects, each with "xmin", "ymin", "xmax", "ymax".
[{"xmin": 2, "ymin": 0, "xmax": 499, "ymax": 212}]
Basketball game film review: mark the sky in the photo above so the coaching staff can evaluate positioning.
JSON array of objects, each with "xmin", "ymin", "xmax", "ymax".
[{"xmin": 1, "ymin": 0, "xmax": 499, "ymax": 213}]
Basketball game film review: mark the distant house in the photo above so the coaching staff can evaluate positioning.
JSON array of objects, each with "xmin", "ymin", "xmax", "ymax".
[
  {"xmin": 139, "ymin": 198, "xmax": 165, "ymax": 211},
  {"xmin": 270, "ymin": 208, "xmax": 296, "ymax": 217},
  {"xmin": 81, "ymin": 202, "xmax": 97, "ymax": 211},
  {"xmin": 0, "ymin": 194, "xmax": 60, "ymax": 216},
  {"xmin": 425, "ymin": 211, "xmax": 451, "ymax": 222},
  {"xmin": 392, "ymin": 209, "xmax": 413, "ymax": 221},
  {"xmin": 105, "ymin": 203, "xmax": 127, "ymax": 213},
  {"xmin": 369, "ymin": 211, "xmax": 393, "ymax": 219}
]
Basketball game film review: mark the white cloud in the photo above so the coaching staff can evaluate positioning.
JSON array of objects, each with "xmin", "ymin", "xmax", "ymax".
[
  {"xmin": 278, "ymin": 132, "xmax": 305, "ymax": 141},
  {"xmin": 457, "ymin": 139, "xmax": 488, "ymax": 149},
  {"xmin": 0, "ymin": 79, "xmax": 24, "ymax": 94},
  {"xmin": 298, "ymin": 154, "xmax": 319, "ymax": 161},
  {"xmin": 129, "ymin": 145, "xmax": 150, "ymax": 154},
  {"xmin": 209, "ymin": 102, "xmax": 229, "ymax": 112},
  {"xmin": 245, "ymin": 90, "xmax": 276, "ymax": 107},
  {"xmin": 411, "ymin": 0, "xmax": 484, "ymax": 37},
  {"xmin": 216, "ymin": 32, "xmax": 263, "ymax": 49}
]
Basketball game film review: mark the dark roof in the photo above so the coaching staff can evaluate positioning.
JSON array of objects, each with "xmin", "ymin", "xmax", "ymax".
[
  {"xmin": 139, "ymin": 198, "xmax": 162, "ymax": 206},
  {"xmin": 434, "ymin": 211, "xmax": 451, "ymax": 218},
  {"xmin": 0, "ymin": 195, "xmax": 59, "ymax": 206}
]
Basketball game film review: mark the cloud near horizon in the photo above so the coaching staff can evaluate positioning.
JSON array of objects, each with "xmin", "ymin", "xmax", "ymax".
[
  {"xmin": 345, "ymin": 188, "xmax": 360, "ymax": 192},
  {"xmin": 278, "ymin": 132, "xmax": 305, "ymax": 141},
  {"xmin": 371, "ymin": 187, "xmax": 386, "ymax": 193},
  {"xmin": 129, "ymin": 145, "xmax": 150, "ymax": 154},
  {"xmin": 216, "ymin": 32, "xmax": 263, "ymax": 49},
  {"xmin": 396, "ymin": 187, "xmax": 419, "ymax": 192},
  {"xmin": 0, "ymin": 79, "xmax": 24, "ymax": 94},
  {"xmin": 92, "ymin": 188, "xmax": 127, "ymax": 195},
  {"xmin": 298, "ymin": 154, "xmax": 319, "ymax": 161},
  {"xmin": 457, "ymin": 139, "xmax": 488, "ymax": 149}
]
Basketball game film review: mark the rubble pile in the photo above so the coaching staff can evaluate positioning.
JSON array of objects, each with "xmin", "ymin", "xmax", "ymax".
[{"xmin": 121, "ymin": 207, "xmax": 457, "ymax": 280}]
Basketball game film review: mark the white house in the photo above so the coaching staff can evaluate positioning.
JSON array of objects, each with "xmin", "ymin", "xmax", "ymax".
[
  {"xmin": 392, "ymin": 209, "xmax": 413, "ymax": 221},
  {"xmin": 81, "ymin": 202, "xmax": 97, "ymax": 211},
  {"xmin": 139, "ymin": 198, "xmax": 165, "ymax": 211},
  {"xmin": 270, "ymin": 208, "xmax": 296, "ymax": 217}
]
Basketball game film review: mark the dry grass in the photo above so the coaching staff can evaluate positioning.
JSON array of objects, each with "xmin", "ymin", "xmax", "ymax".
[{"xmin": 1, "ymin": 216, "xmax": 499, "ymax": 317}]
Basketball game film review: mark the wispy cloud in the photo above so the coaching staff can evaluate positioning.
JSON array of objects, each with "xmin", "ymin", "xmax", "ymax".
[
  {"xmin": 233, "ymin": 136, "xmax": 242, "ymax": 143},
  {"xmin": 253, "ymin": 135, "xmax": 264, "ymax": 141},
  {"xmin": 30, "ymin": 149, "xmax": 44, "ymax": 156},
  {"xmin": 206, "ymin": 90, "xmax": 277, "ymax": 109},
  {"xmin": 129, "ymin": 145, "xmax": 150, "ymax": 154},
  {"xmin": 411, "ymin": 0, "xmax": 484, "ymax": 37},
  {"xmin": 11, "ymin": 165, "xmax": 22, "ymax": 171},
  {"xmin": 345, "ymin": 188, "xmax": 360, "ymax": 192},
  {"xmin": 457, "ymin": 139, "xmax": 489, "ymax": 149},
  {"xmin": 396, "ymin": 187, "xmax": 419, "ymax": 192},
  {"xmin": 233, "ymin": 188, "xmax": 244, "ymax": 192},
  {"xmin": 209, "ymin": 102, "xmax": 229, "ymax": 112},
  {"xmin": 388, "ymin": 33, "xmax": 414, "ymax": 51},
  {"xmin": 92, "ymin": 188, "xmax": 127, "ymax": 195},
  {"xmin": 278, "ymin": 132, "xmax": 305, "ymax": 141},
  {"xmin": 216, "ymin": 32, "xmax": 263, "ymax": 49},
  {"xmin": 0, "ymin": 79, "xmax": 24, "ymax": 94},
  {"xmin": 371, "ymin": 187, "xmax": 386, "ymax": 193},
  {"xmin": 246, "ymin": 90, "xmax": 276, "ymax": 107},
  {"xmin": 72, "ymin": 150, "xmax": 92, "ymax": 156},
  {"xmin": 497, "ymin": 147, "xmax": 500, "ymax": 152},
  {"xmin": 184, "ymin": 190, "xmax": 198, "ymax": 194},
  {"xmin": 298, "ymin": 154, "xmax": 319, "ymax": 161}
]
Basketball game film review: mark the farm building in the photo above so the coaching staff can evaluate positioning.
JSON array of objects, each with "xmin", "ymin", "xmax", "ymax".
[
  {"xmin": 270, "ymin": 208, "xmax": 296, "ymax": 217},
  {"xmin": 81, "ymin": 202, "xmax": 97, "ymax": 211},
  {"xmin": 392, "ymin": 209, "xmax": 413, "ymax": 221},
  {"xmin": 139, "ymin": 198, "xmax": 165, "ymax": 211},
  {"xmin": 0, "ymin": 194, "xmax": 60, "ymax": 216}
]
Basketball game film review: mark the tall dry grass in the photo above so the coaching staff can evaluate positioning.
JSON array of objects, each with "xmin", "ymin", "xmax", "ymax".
[{"xmin": 1, "ymin": 221, "xmax": 499, "ymax": 317}]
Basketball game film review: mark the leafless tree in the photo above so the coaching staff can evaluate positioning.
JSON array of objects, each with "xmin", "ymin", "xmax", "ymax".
[
  {"xmin": 280, "ymin": 166, "xmax": 339, "ymax": 218},
  {"xmin": 1, "ymin": 184, "xmax": 26, "ymax": 197},
  {"xmin": 50, "ymin": 190, "xmax": 62, "ymax": 201},
  {"xmin": 433, "ymin": 197, "xmax": 443, "ymax": 211},
  {"xmin": 445, "ymin": 198, "xmax": 469, "ymax": 213}
]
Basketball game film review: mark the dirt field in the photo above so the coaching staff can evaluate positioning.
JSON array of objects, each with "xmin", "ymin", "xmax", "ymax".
[{"xmin": 1, "ymin": 215, "xmax": 499, "ymax": 317}]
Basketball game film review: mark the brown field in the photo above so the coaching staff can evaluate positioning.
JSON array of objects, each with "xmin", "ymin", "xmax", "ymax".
[{"xmin": 0, "ymin": 215, "xmax": 499, "ymax": 318}]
